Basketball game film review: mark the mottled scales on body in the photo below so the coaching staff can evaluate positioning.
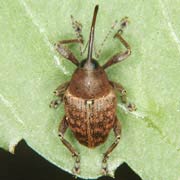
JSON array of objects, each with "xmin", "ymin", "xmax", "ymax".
[{"xmin": 64, "ymin": 89, "xmax": 116, "ymax": 147}]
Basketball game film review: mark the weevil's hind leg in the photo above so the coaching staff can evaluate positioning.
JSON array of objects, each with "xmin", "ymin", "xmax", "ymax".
[
  {"xmin": 102, "ymin": 116, "xmax": 121, "ymax": 175},
  {"xmin": 49, "ymin": 82, "xmax": 69, "ymax": 109},
  {"xmin": 109, "ymin": 81, "xmax": 136, "ymax": 111},
  {"xmin": 59, "ymin": 116, "xmax": 80, "ymax": 174},
  {"xmin": 102, "ymin": 17, "xmax": 131, "ymax": 69}
]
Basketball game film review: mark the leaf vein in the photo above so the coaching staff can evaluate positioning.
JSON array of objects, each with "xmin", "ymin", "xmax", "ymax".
[
  {"xmin": 159, "ymin": 0, "xmax": 180, "ymax": 54},
  {"xmin": 118, "ymin": 103, "xmax": 179, "ymax": 151},
  {"xmin": 0, "ymin": 93, "xmax": 24, "ymax": 125},
  {"xmin": 18, "ymin": 0, "xmax": 69, "ymax": 74}
]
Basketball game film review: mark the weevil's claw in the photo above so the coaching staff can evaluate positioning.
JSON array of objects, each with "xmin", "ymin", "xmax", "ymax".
[
  {"xmin": 72, "ymin": 152, "xmax": 80, "ymax": 175},
  {"xmin": 72, "ymin": 167, "xmax": 80, "ymax": 175},
  {"xmin": 102, "ymin": 157, "xmax": 109, "ymax": 175},
  {"xmin": 127, "ymin": 103, "xmax": 137, "ymax": 112},
  {"xmin": 102, "ymin": 165, "xmax": 109, "ymax": 176},
  {"xmin": 102, "ymin": 168, "xmax": 108, "ymax": 176}
]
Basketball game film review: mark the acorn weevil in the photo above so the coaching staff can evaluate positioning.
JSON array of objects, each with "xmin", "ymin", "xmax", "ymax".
[{"xmin": 50, "ymin": 5, "xmax": 136, "ymax": 175}]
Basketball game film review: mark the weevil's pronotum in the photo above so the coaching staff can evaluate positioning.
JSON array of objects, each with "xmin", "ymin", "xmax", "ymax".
[{"xmin": 50, "ymin": 5, "xmax": 136, "ymax": 175}]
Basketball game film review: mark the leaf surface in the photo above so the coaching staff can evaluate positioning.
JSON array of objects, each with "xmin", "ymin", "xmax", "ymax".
[{"xmin": 0, "ymin": 0, "xmax": 180, "ymax": 179}]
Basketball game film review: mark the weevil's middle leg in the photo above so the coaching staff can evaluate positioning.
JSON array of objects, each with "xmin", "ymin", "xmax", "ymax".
[
  {"xmin": 49, "ymin": 82, "xmax": 69, "ymax": 108},
  {"xmin": 109, "ymin": 81, "xmax": 127, "ymax": 103},
  {"xmin": 102, "ymin": 116, "xmax": 121, "ymax": 175},
  {"xmin": 110, "ymin": 81, "xmax": 136, "ymax": 111},
  {"xmin": 59, "ymin": 116, "xmax": 80, "ymax": 174}
]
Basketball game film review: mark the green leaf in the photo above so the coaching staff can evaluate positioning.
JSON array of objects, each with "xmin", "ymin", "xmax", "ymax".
[{"xmin": 1, "ymin": 0, "xmax": 180, "ymax": 179}]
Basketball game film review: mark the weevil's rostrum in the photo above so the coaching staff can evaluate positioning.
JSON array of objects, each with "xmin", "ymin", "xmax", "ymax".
[{"xmin": 50, "ymin": 5, "xmax": 136, "ymax": 175}]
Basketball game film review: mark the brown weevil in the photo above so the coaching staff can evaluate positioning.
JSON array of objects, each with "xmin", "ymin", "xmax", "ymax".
[{"xmin": 50, "ymin": 5, "xmax": 136, "ymax": 175}]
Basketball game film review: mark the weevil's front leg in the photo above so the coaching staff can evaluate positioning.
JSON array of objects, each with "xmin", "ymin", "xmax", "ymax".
[
  {"xmin": 55, "ymin": 38, "xmax": 83, "ymax": 66},
  {"xmin": 102, "ymin": 116, "xmax": 121, "ymax": 175},
  {"xmin": 109, "ymin": 81, "xmax": 136, "ymax": 111},
  {"xmin": 50, "ymin": 82, "xmax": 69, "ymax": 108},
  {"xmin": 53, "ymin": 81, "xmax": 69, "ymax": 97},
  {"xmin": 102, "ymin": 17, "xmax": 131, "ymax": 69},
  {"xmin": 59, "ymin": 116, "xmax": 80, "ymax": 174}
]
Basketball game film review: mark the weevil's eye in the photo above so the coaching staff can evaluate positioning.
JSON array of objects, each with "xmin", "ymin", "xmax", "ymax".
[{"xmin": 80, "ymin": 59, "xmax": 99, "ymax": 69}]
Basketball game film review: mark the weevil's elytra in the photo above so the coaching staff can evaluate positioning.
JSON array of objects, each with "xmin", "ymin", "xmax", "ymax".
[
  {"xmin": 50, "ymin": 5, "xmax": 136, "ymax": 175},
  {"xmin": 64, "ymin": 89, "xmax": 116, "ymax": 148}
]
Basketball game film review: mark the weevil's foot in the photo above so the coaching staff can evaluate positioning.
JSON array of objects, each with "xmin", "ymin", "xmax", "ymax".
[
  {"xmin": 102, "ymin": 165, "xmax": 108, "ymax": 175},
  {"xmin": 49, "ymin": 99, "xmax": 61, "ymax": 108},
  {"xmin": 72, "ymin": 162, "xmax": 80, "ymax": 175},
  {"xmin": 102, "ymin": 159, "xmax": 109, "ymax": 175},
  {"xmin": 127, "ymin": 103, "xmax": 137, "ymax": 112},
  {"xmin": 72, "ymin": 166, "xmax": 80, "ymax": 175},
  {"xmin": 72, "ymin": 152, "xmax": 80, "ymax": 175}
]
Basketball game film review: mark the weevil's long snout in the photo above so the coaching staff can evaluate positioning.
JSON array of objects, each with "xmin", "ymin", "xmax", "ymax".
[{"xmin": 84, "ymin": 5, "xmax": 99, "ymax": 69}]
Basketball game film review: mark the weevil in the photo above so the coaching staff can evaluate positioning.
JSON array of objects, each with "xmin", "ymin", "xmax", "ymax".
[{"xmin": 50, "ymin": 5, "xmax": 136, "ymax": 175}]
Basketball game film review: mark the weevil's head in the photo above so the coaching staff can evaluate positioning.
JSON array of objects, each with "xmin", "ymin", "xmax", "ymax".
[{"xmin": 79, "ymin": 58, "xmax": 99, "ymax": 70}]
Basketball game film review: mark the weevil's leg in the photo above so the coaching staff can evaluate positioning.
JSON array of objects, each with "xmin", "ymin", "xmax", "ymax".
[
  {"xmin": 49, "ymin": 82, "xmax": 69, "ymax": 108},
  {"xmin": 53, "ymin": 81, "xmax": 69, "ymax": 97},
  {"xmin": 49, "ymin": 97, "xmax": 63, "ymax": 109},
  {"xmin": 55, "ymin": 38, "xmax": 83, "ymax": 66},
  {"xmin": 102, "ymin": 116, "xmax": 121, "ymax": 175},
  {"xmin": 59, "ymin": 116, "xmax": 80, "ymax": 174},
  {"xmin": 109, "ymin": 81, "xmax": 136, "ymax": 111},
  {"xmin": 102, "ymin": 17, "xmax": 131, "ymax": 69},
  {"xmin": 71, "ymin": 15, "xmax": 84, "ymax": 55},
  {"xmin": 109, "ymin": 81, "xmax": 127, "ymax": 103}
]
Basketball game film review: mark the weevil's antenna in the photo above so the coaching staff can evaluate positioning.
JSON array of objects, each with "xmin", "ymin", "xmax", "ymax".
[
  {"xmin": 84, "ymin": 5, "xmax": 99, "ymax": 69},
  {"xmin": 95, "ymin": 20, "xmax": 118, "ymax": 58}
]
